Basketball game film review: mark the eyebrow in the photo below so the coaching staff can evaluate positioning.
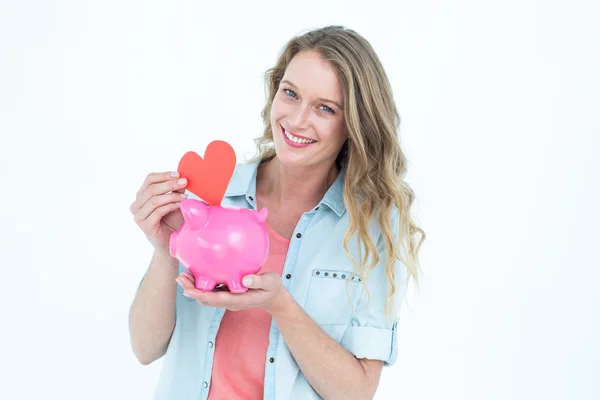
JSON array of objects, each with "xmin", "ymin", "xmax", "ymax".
[{"xmin": 281, "ymin": 79, "xmax": 344, "ymax": 110}]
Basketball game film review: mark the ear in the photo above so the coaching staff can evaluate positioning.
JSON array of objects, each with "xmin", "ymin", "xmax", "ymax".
[
  {"xmin": 254, "ymin": 207, "xmax": 268, "ymax": 223},
  {"xmin": 180, "ymin": 199, "xmax": 209, "ymax": 231}
]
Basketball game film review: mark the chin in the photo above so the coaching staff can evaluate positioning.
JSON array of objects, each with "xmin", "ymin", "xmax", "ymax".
[{"xmin": 272, "ymin": 145, "xmax": 308, "ymax": 166}]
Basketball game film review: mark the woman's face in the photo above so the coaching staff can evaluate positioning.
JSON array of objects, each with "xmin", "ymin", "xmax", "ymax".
[{"xmin": 270, "ymin": 51, "xmax": 348, "ymax": 170}]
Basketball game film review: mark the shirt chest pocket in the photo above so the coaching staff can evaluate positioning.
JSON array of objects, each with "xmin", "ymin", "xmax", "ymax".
[{"xmin": 303, "ymin": 269, "xmax": 363, "ymax": 326}]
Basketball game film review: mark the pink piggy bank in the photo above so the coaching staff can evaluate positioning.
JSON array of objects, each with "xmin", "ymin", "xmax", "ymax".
[{"xmin": 169, "ymin": 199, "xmax": 270, "ymax": 293}]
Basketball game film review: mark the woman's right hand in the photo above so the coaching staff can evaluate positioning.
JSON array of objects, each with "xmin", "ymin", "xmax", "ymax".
[{"xmin": 130, "ymin": 171, "xmax": 189, "ymax": 252}]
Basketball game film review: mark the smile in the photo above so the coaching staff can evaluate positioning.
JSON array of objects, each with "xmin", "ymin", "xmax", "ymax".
[{"xmin": 281, "ymin": 126, "xmax": 316, "ymax": 147}]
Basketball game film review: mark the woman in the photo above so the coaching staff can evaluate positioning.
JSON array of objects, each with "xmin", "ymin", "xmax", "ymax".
[{"xmin": 129, "ymin": 25, "xmax": 425, "ymax": 400}]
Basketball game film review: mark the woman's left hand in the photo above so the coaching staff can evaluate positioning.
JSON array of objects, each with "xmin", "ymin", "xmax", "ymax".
[{"xmin": 176, "ymin": 271, "xmax": 287, "ymax": 314}]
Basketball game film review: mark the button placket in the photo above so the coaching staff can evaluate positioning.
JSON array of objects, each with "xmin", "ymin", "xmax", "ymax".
[
  {"xmin": 266, "ymin": 212, "xmax": 314, "ymax": 399},
  {"xmin": 281, "ymin": 213, "xmax": 312, "ymax": 290}
]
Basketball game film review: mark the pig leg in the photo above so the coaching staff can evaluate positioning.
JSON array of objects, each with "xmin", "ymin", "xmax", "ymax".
[
  {"xmin": 194, "ymin": 275, "xmax": 217, "ymax": 291},
  {"xmin": 226, "ymin": 278, "xmax": 248, "ymax": 293}
]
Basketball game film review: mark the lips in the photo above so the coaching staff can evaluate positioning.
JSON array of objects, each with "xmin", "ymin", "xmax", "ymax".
[{"xmin": 280, "ymin": 126, "xmax": 316, "ymax": 146}]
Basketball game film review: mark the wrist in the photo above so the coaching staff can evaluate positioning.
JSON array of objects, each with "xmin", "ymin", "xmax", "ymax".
[
  {"xmin": 266, "ymin": 288, "xmax": 295, "ymax": 317},
  {"xmin": 152, "ymin": 248, "xmax": 178, "ymax": 268}
]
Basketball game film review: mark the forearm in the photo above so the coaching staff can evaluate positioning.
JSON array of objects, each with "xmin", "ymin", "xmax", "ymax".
[
  {"xmin": 268, "ymin": 291, "xmax": 377, "ymax": 400},
  {"xmin": 128, "ymin": 249, "xmax": 179, "ymax": 365}
]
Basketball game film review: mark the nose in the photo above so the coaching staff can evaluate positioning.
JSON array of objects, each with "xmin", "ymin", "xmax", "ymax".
[{"xmin": 289, "ymin": 104, "xmax": 310, "ymax": 131}]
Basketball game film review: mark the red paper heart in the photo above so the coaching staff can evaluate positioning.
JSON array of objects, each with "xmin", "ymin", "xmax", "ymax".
[{"xmin": 177, "ymin": 141, "xmax": 236, "ymax": 206}]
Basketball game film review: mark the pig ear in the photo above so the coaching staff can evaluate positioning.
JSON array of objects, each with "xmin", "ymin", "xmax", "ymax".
[
  {"xmin": 254, "ymin": 207, "xmax": 268, "ymax": 223},
  {"xmin": 180, "ymin": 199, "xmax": 209, "ymax": 231}
]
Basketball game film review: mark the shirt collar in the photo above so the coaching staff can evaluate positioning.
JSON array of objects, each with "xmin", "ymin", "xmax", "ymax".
[{"xmin": 225, "ymin": 162, "xmax": 346, "ymax": 217}]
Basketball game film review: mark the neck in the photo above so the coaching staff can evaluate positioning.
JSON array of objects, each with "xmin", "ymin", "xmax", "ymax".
[{"xmin": 257, "ymin": 156, "xmax": 339, "ymax": 211}]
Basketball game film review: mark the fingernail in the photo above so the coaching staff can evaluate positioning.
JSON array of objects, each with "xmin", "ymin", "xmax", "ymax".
[
  {"xmin": 242, "ymin": 276, "xmax": 253, "ymax": 286},
  {"xmin": 183, "ymin": 292, "xmax": 192, "ymax": 297},
  {"xmin": 177, "ymin": 178, "xmax": 187, "ymax": 185},
  {"xmin": 175, "ymin": 279, "xmax": 182, "ymax": 286},
  {"xmin": 180, "ymin": 193, "xmax": 188, "ymax": 199},
  {"xmin": 170, "ymin": 171, "xmax": 179, "ymax": 177}
]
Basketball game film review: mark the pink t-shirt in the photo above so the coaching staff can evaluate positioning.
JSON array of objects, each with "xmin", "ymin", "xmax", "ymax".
[{"xmin": 207, "ymin": 224, "xmax": 290, "ymax": 400}]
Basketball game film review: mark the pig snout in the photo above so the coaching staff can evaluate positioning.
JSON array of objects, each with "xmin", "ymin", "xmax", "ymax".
[{"xmin": 180, "ymin": 199, "xmax": 209, "ymax": 231}]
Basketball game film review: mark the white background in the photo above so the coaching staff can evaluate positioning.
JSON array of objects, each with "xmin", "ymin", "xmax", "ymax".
[{"xmin": 1, "ymin": 0, "xmax": 599, "ymax": 399}]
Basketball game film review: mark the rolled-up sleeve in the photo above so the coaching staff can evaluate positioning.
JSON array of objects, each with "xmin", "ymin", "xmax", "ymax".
[{"xmin": 340, "ymin": 211, "xmax": 408, "ymax": 366}]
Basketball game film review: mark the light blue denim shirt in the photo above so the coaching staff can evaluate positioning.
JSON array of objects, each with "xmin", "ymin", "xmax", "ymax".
[{"xmin": 142, "ymin": 161, "xmax": 408, "ymax": 400}]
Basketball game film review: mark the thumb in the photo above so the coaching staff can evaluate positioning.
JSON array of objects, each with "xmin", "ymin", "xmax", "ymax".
[{"xmin": 242, "ymin": 272, "xmax": 280, "ymax": 291}]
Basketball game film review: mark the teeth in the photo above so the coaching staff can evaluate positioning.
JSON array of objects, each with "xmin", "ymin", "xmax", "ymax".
[{"xmin": 284, "ymin": 128, "xmax": 315, "ymax": 144}]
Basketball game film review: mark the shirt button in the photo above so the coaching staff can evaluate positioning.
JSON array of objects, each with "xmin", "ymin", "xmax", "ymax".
[
  {"xmin": 285, "ymin": 274, "xmax": 291, "ymax": 279},
  {"xmin": 203, "ymin": 382, "xmax": 208, "ymax": 388},
  {"xmin": 208, "ymin": 341, "xmax": 214, "ymax": 348},
  {"xmin": 296, "ymin": 233, "xmax": 302, "ymax": 238},
  {"xmin": 269, "ymin": 357, "xmax": 275, "ymax": 363},
  {"xmin": 248, "ymin": 196, "xmax": 254, "ymax": 201}
]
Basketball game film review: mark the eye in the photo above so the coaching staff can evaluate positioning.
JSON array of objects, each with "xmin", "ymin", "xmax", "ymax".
[
  {"xmin": 320, "ymin": 105, "xmax": 334, "ymax": 114},
  {"xmin": 283, "ymin": 88, "xmax": 297, "ymax": 98}
]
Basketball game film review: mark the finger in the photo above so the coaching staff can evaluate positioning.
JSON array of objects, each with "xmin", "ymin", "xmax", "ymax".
[
  {"xmin": 179, "ymin": 271, "xmax": 195, "ymax": 281},
  {"xmin": 136, "ymin": 178, "xmax": 188, "ymax": 211},
  {"xmin": 176, "ymin": 272, "xmax": 193, "ymax": 283},
  {"xmin": 177, "ymin": 272, "xmax": 196, "ymax": 287},
  {"xmin": 130, "ymin": 175, "xmax": 186, "ymax": 215},
  {"xmin": 178, "ymin": 279, "xmax": 245, "ymax": 307},
  {"xmin": 135, "ymin": 192, "xmax": 187, "ymax": 222},
  {"xmin": 243, "ymin": 272, "xmax": 280, "ymax": 291},
  {"xmin": 177, "ymin": 275, "xmax": 207, "ymax": 304},
  {"xmin": 188, "ymin": 290, "xmax": 238, "ymax": 308},
  {"xmin": 137, "ymin": 171, "xmax": 180, "ymax": 197},
  {"xmin": 137, "ymin": 202, "xmax": 181, "ymax": 230}
]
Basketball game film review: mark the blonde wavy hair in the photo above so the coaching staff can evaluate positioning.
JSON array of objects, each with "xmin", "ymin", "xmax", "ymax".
[{"xmin": 252, "ymin": 26, "xmax": 425, "ymax": 317}]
